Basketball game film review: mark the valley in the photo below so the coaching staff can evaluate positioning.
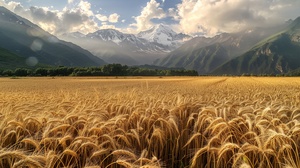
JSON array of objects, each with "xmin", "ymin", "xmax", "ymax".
[{"xmin": 0, "ymin": 6, "xmax": 300, "ymax": 76}]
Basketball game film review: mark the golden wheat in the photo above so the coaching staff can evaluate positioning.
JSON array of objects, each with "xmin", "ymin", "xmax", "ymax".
[{"xmin": 0, "ymin": 77, "xmax": 299, "ymax": 167}]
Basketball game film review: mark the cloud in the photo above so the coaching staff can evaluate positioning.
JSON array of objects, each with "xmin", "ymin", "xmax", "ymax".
[
  {"xmin": 96, "ymin": 13, "xmax": 120, "ymax": 23},
  {"xmin": 130, "ymin": 0, "xmax": 166, "ymax": 32},
  {"xmin": 108, "ymin": 13, "xmax": 120, "ymax": 23},
  {"xmin": 3, "ymin": 0, "xmax": 299, "ymax": 36},
  {"xmin": 29, "ymin": 6, "xmax": 59, "ymax": 23},
  {"xmin": 0, "ymin": 0, "xmax": 99, "ymax": 35},
  {"xmin": 100, "ymin": 24, "xmax": 117, "ymax": 30},
  {"xmin": 0, "ymin": 0, "xmax": 5, "ymax": 6},
  {"xmin": 1, "ymin": 0, "xmax": 124, "ymax": 34},
  {"xmin": 168, "ymin": 8, "xmax": 179, "ymax": 20},
  {"xmin": 95, "ymin": 14, "xmax": 108, "ymax": 22},
  {"xmin": 77, "ymin": 0, "xmax": 93, "ymax": 17},
  {"xmin": 176, "ymin": 0, "xmax": 300, "ymax": 35},
  {"xmin": 68, "ymin": 0, "xmax": 74, "ymax": 4}
]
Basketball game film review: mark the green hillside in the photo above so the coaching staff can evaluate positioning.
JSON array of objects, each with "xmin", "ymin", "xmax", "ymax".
[{"xmin": 213, "ymin": 17, "xmax": 300, "ymax": 75}]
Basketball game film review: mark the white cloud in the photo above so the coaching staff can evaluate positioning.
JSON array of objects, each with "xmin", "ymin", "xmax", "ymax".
[
  {"xmin": 96, "ymin": 13, "xmax": 120, "ymax": 23},
  {"xmin": 121, "ymin": 19, "xmax": 125, "ymax": 23},
  {"xmin": 168, "ymin": 8, "xmax": 179, "ymax": 20},
  {"xmin": 1, "ymin": 0, "xmax": 126, "ymax": 34},
  {"xmin": 108, "ymin": 13, "xmax": 120, "ymax": 23},
  {"xmin": 68, "ymin": 0, "xmax": 74, "ymax": 4},
  {"xmin": 95, "ymin": 14, "xmax": 108, "ymax": 22},
  {"xmin": 175, "ymin": 0, "xmax": 300, "ymax": 35},
  {"xmin": 100, "ymin": 24, "xmax": 116, "ymax": 30},
  {"xmin": 77, "ymin": 0, "xmax": 93, "ymax": 17},
  {"xmin": 2, "ymin": 0, "xmax": 300, "ymax": 36},
  {"xmin": 0, "ymin": 0, "xmax": 99, "ymax": 35},
  {"xmin": 130, "ymin": 0, "xmax": 166, "ymax": 32}
]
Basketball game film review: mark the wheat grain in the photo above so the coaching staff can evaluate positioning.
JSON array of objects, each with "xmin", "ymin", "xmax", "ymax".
[{"xmin": 0, "ymin": 77, "xmax": 299, "ymax": 167}]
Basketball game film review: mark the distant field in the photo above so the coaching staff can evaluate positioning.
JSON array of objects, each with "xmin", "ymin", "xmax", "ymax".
[{"xmin": 0, "ymin": 77, "xmax": 300, "ymax": 167}]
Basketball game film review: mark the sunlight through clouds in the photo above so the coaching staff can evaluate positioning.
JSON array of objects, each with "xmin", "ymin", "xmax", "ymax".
[
  {"xmin": 1, "ymin": 0, "xmax": 300, "ymax": 36},
  {"xmin": 176, "ymin": 0, "xmax": 300, "ymax": 35},
  {"xmin": 130, "ymin": 0, "xmax": 166, "ymax": 32}
]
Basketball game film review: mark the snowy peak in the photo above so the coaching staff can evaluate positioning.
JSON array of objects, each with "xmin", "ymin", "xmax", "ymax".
[
  {"xmin": 145, "ymin": 24, "xmax": 177, "ymax": 37},
  {"xmin": 137, "ymin": 24, "xmax": 176, "ymax": 45},
  {"xmin": 86, "ymin": 29, "xmax": 125, "ymax": 45},
  {"xmin": 86, "ymin": 29, "xmax": 141, "ymax": 45},
  {"xmin": 87, "ymin": 29, "xmax": 123, "ymax": 40},
  {"xmin": 137, "ymin": 24, "xmax": 191, "ymax": 47},
  {"xmin": 61, "ymin": 25, "xmax": 193, "ymax": 56}
]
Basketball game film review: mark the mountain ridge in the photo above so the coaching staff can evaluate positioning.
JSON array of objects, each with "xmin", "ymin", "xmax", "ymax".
[
  {"xmin": 60, "ymin": 25, "xmax": 190, "ymax": 65},
  {"xmin": 213, "ymin": 17, "xmax": 300, "ymax": 75},
  {"xmin": 137, "ymin": 24, "xmax": 191, "ymax": 48},
  {"xmin": 0, "ymin": 6, "xmax": 106, "ymax": 68},
  {"xmin": 154, "ymin": 26, "xmax": 287, "ymax": 74}
]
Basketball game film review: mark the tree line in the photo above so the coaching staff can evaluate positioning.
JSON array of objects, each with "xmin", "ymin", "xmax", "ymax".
[{"xmin": 0, "ymin": 64, "xmax": 198, "ymax": 77}]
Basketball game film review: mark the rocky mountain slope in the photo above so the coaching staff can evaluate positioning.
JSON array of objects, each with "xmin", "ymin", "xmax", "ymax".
[
  {"xmin": 154, "ymin": 27, "xmax": 286, "ymax": 74},
  {"xmin": 60, "ymin": 24, "xmax": 191, "ymax": 65}
]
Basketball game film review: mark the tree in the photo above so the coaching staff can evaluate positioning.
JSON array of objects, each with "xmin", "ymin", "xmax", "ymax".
[
  {"xmin": 2, "ymin": 70, "xmax": 13, "ymax": 76},
  {"xmin": 34, "ymin": 68, "xmax": 48, "ymax": 76},
  {"xmin": 102, "ymin": 64, "xmax": 127, "ymax": 76},
  {"xmin": 14, "ymin": 68, "xmax": 28, "ymax": 76}
]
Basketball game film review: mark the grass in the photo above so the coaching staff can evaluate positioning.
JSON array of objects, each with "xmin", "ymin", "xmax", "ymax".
[{"xmin": 0, "ymin": 77, "xmax": 299, "ymax": 167}]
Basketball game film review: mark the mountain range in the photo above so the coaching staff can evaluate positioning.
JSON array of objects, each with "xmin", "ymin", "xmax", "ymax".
[
  {"xmin": 1, "ymin": 6, "xmax": 300, "ymax": 75},
  {"xmin": 0, "ymin": 6, "xmax": 105, "ymax": 69},
  {"xmin": 60, "ymin": 24, "xmax": 191, "ymax": 65},
  {"xmin": 154, "ymin": 25, "xmax": 290, "ymax": 74}
]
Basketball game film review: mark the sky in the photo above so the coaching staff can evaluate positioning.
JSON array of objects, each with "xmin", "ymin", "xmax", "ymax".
[{"xmin": 1, "ymin": 0, "xmax": 300, "ymax": 36}]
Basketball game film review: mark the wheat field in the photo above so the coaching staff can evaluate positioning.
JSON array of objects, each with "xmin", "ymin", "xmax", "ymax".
[{"xmin": 0, "ymin": 77, "xmax": 299, "ymax": 168}]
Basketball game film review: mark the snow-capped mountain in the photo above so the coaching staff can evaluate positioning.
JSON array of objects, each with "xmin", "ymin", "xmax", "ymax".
[
  {"xmin": 62, "ymin": 25, "xmax": 191, "ymax": 53},
  {"xmin": 87, "ymin": 29, "xmax": 145, "ymax": 47},
  {"xmin": 85, "ymin": 29, "xmax": 173, "ymax": 53},
  {"xmin": 87, "ymin": 29, "xmax": 127, "ymax": 44},
  {"xmin": 59, "ymin": 25, "xmax": 192, "ymax": 65},
  {"xmin": 137, "ymin": 24, "xmax": 191, "ymax": 48},
  {"xmin": 60, "ymin": 29, "xmax": 167, "ymax": 65}
]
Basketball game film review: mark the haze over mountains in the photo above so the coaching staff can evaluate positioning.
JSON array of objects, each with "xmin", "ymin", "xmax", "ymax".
[
  {"xmin": 213, "ymin": 18, "xmax": 300, "ymax": 75},
  {"xmin": 0, "ymin": 6, "xmax": 300, "ymax": 75},
  {"xmin": 154, "ymin": 25, "xmax": 289, "ymax": 74},
  {"xmin": 60, "ymin": 24, "xmax": 191, "ymax": 65}
]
